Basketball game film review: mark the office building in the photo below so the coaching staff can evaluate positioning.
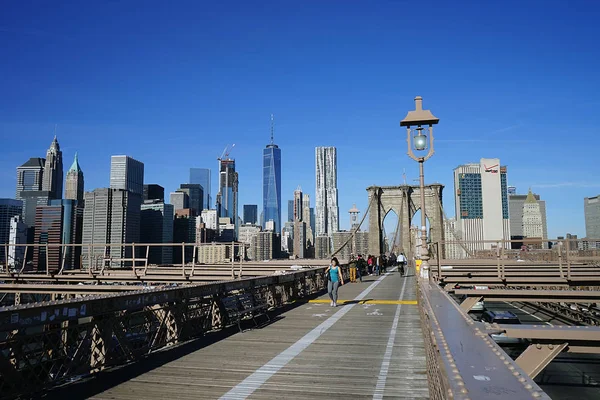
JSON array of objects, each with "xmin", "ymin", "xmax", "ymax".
[
  {"xmin": 170, "ymin": 191, "xmax": 189, "ymax": 211},
  {"xmin": 140, "ymin": 201, "xmax": 174, "ymax": 265},
  {"xmin": 179, "ymin": 184, "xmax": 203, "ymax": 215},
  {"xmin": 303, "ymin": 194, "xmax": 314, "ymax": 247},
  {"xmin": 190, "ymin": 168, "xmax": 211, "ymax": 210},
  {"xmin": 201, "ymin": 209, "xmax": 218, "ymax": 230},
  {"xmin": 315, "ymin": 236, "xmax": 330, "ymax": 259},
  {"xmin": 293, "ymin": 221, "xmax": 306, "ymax": 258},
  {"xmin": 218, "ymin": 217, "xmax": 235, "ymax": 242},
  {"xmin": 263, "ymin": 115, "xmax": 282, "ymax": 232},
  {"xmin": 239, "ymin": 224, "xmax": 261, "ymax": 245},
  {"xmin": 110, "ymin": 155, "xmax": 144, "ymax": 196},
  {"xmin": 33, "ymin": 199, "xmax": 82, "ymax": 272},
  {"xmin": 20, "ymin": 191, "xmax": 51, "ymax": 240},
  {"xmin": 143, "ymin": 184, "xmax": 164, "ymax": 202},
  {"xmin": 522, "ymin": 190, "xmax": 544, "ymax": 248},
  {"xmin": 287, "ymin": 200, "xmax": 294, "ymax": 222},
  {"xmin": 251, "ymin": 231, "xmax": 274, "ymax": 261},
  {"xmin": 315, "ymin": 147, "xmax": 339, "ymax": 236},
  {"xmin": 453, "ymin": 158, "xmax": 510, "ymax": 251},
  {"xmin": 243, "ymin": 204, "xmax": 258, "ymax": 225},
  {"xmin": 42, "ymin": 136, "xmax": 63, "ymax": 200},
  {"xmin": 8, "ymin": 215, "xmax": 27, "ymax": 268},
  {"xmin": 16, "ymin": 157, "xmax": 45, "ymax": 200},
  {"xmin": 195, "ymin": 219, "xmax": 217, "ymax": 245},
  {"xmin": 0, "ymin": 199, "xmax": 23, "ymax": 263},
  {"xmin": 197, "ymin": 244, "xmax": 231, "ymax": 264},
  {"xmin": 173, "ymin": 214, "xmax": 196, "ymax": 265},
  {"xmin": 82, "ymin": 188, "xmax": 142, "ymax": 268},
  {"xmin": 216, "ymin": 158, "xmax": 238, "ymax": 237},
  {"xmin": 508, "ymin": 189, "xmax": 548, "ymax": 248},
  {"xmin": 65, "ymin": 153, "xmax": 84, "ymax": 204},
  {"xmin": 585, "ymin": 195, "xmax": 600, "ymax": 239},
  {"xmin": 444, "ymin": 217, "xmax": 464, "ymax": 259}
]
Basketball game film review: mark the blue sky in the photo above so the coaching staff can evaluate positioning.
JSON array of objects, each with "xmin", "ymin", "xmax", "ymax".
[{"xmin": 1, "ymin": 1, "xmax": 599, "ymax": 239}]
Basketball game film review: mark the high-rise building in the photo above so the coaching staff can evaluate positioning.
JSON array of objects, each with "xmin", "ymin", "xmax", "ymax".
[
  {"xmin": 216, "ymin": 158, "xmax": 238, "ymax": 236},
  {"xmin": 42, "ymin": 136, "xmax": 63, "ymax": 200},
  {"xmin": 179, "ymin": 184, "xmax": 203, "ymax": 215},
  {"xmin": 315, "ymin": 147, "xmax": 339, "ymax": 236},
  {"xmin": 173, "ymin": 214, "xmax": 196, "ymax": 264},
  {"xmin": 170, "ymin": 191, "xmax": 189, "ymax": 211},
  {"xmin": 310, "ymin": 207, "xmax": 315, "ymax": 234},
  {"xmin": 293, "ymin": 186, "xmax": 303, "ymax": 221},
  {"xmin": 584, "ymin": 195, "xmax": 600, "ymax": 239},
  {"xmin": 8, "ymin": 215, "xmax": 27, "ymax": 268},
  {"xmin": 453, "ymin": 158, "xmax": 510, "ymax": 251},
  {"xmin": 315, "ymin": 236, "xmax": 330, "ymax": 259},
  {"xmin": 293, "ymin": 221, "xmax": 306, "ymax": 258},
  {"xmin": 19, "ymin": 191, "xmax": 51, "ymax": 238},
  {"xmin": 444, "ymin": 217, "xmax": 464, "ymax": 259},
  {"xmin": 141, "ymin": 201, "xmax": 174, "ymax": 265},
  {"xmin": 522, "ymin": 189, "xmax": 544, "ymax": 247},
  {"xmin": 16, "ymin": 157, "xmax": 45, "ymax": 200},
  {"xmin": 287, "ymin": 200, "xmax": 294, "ymax": 222},
  {"xmin": 243, "ymin": 204, "xmax": 258, "ymax": 225},
  {"xmin": 508, "ymin": 189, "xmax": 548, "ymax": 248},
  {"xmin": 0, "ymin": 199, "xmax": 23, "ymax": 263},
  {"xmin": 110, "ymin": 155, "xmax": 144, "ymax": 196},
  {"xmin": 201, "ymin": 209, "xmax": 218, "ymax": 230},
  {"xmin": 82, "ymin": 188, "xmax": 142, "ymax": 268},
  {"xmin": 65, "ymin": 152, "xmax": 84, "ymax": 204},
  {"xmin": 262, "ymin": 115, "xmax": 282, "ymax": 233},
  {"xmin": 143, "ymin": 184, "xmax": 164, "ymax": 202},
  {"xmin": 239, "ymin": 224, "xmax": 261, "ymax": 246},
  {"xmin": 349, "ymin": 204, "xmax": 360, "ymax": 230},
  {"xmin": 190, "ymin": 168, "xmax": 211, "ymax": 210},
  {"xmin": 251, "ymin": 231, "xmax": 274, "ymax": 261},
  {"xmin": 302, "ymin": 194, "xmax": 314, "ymax": 247},
  {"xmin": 33, "ymin": 199, "xmax": 82, "ymax": 272}
]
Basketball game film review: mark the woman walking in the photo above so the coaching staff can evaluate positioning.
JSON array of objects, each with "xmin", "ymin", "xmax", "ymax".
[{"xmin": 326, "ymin": 257, "xmax": 344, "ymax": 307}]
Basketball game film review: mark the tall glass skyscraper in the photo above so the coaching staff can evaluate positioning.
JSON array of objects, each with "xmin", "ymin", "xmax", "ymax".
[
  {"xmin": 262, "ymin": 115, "xmax": 281, "ymax": 232},
  {"xmin": 190, "ymin": 168, "xmax": 211, "ymax": 210}
]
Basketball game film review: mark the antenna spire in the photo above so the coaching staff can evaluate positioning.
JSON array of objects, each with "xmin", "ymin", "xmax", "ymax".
[{"xmin": 270, "ymin": 114, "xmax": 274, "ymax": 144}]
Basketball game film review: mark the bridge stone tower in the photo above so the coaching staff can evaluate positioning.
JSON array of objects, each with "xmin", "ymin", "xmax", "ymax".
[{"xmin": 367, "ymin": 184, "xmax": 444, "ymax": 258}]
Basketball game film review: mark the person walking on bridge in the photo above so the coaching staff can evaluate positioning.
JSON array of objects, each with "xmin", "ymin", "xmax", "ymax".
[{"xmin": 326, "ymin": 257, "xmax": 344, "ymax": 307}]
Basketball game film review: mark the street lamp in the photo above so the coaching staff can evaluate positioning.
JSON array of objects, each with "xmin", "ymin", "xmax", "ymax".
[{"xmin": 401, "ymin": 96, "xmax": 439, "ymax": 280}]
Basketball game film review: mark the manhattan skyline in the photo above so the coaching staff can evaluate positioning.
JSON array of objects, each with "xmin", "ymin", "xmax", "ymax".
[{"xmin": 1, "ymin": 1, "xmax": 599, "ymax": 238}]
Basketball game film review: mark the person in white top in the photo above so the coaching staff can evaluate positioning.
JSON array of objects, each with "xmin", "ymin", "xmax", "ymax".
[{"xmin": 397, "ymin": 252, "xmax": 407, "ymax": 276}]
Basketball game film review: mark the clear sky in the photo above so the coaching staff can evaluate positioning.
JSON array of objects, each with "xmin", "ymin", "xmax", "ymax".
[{"xmin": 1, "ymin": 0, "xmax": 599, "ymax": 239}]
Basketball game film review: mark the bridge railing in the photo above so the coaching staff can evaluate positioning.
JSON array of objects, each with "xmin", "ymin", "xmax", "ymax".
[{"xmin": 0, "ymin": 266, "xmax": 347, "ymax": 399}]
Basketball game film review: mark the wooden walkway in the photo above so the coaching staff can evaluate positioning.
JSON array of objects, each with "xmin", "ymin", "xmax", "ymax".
[{"xmin": 53, "ymin": 268, "xmax": 428, "ymax": 399}]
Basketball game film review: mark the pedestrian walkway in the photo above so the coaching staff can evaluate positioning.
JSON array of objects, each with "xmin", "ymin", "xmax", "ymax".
[{"xmin": 69, "ymin": 268, "xmax": 428, "ymax": 399}]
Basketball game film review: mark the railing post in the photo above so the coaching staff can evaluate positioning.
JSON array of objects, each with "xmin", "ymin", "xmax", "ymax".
[
  {"xmin": 46, "ymin": 244, "xmax": 50, "ymax": 275},
  {"xmin": 231, "ymin": 241, "xmax": 235, "ymax": 279},
  {"xmin": 144, "ymin": 245, "xmax": 150, "ymax": 274},
  {"xmin": 566, "ymin": 239, "xmax": 571, "ymax": 280},
  {"xmin": 4, "ymin": 243, "xmax": 8, "ymax": 271},
  {"xmin": 181, "ymin": 242, "xmax": 185, "ymax": 270},
  {"xmin": 500, "ymin": 240, "xmax": 505, "ymax": 280},
  {"xmin": 132, "ymin": 242, "xmax": 136, "ymax": 270}
]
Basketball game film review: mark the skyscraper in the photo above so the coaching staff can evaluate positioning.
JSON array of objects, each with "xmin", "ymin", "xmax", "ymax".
[
  {"xmin": 508, "ymin": 189, "xmax": 548, "ymax": 247},
  {"xmin": 216, "ymin": 158, "xmax": 238, "ymax": 236},
  {"xmin": 190, "ymin": 168, "xmax": 211, "ymax": 210},
  {"xmin": 16, "ymin": 157, "xmax": 45, "ymax": 200},
  {"xmin": 0, "ymin": 199, "xmax": 23, "ymax": 263},
  {"xmin": 303, "ymin": 194, "xmax": 314, "ymax": 246},
  {"xmin": 143, "ymin": 184, "xmax": 164, "ymax": 202},
  {"xmin": 110, "ymin": 155, "xmax": 144, "ymax": 196},
  {"xmin": 453, "ymin": 158, "xmax": 510, "ymax": 251},
  {"xmin": 65, "ymin": 152, "xmax": 84, "ymax": 204},
  {"xmin": 293, "ymin": 186, "xmax": 303, "ymax": 221},
  {"xmin": 141, "ymin": 201, "xmax": 174, "ymax": 265},
  {"xmin": 42, "ymin": 136, "xmax": 63, "ymax": 200},
  {"xmin": 243, "ymin": 204, "xmax": 258, "ymax": 224},
  {"xmin": 522, "ymin": 189, "xmax": 544, "ymax": 244},
  {"xmin": 263, "ymin": 115, "xmax": 282, "ymax": 233},
  {"xmin": 179, "ymin": 184, "xmax": 203, "ymax": 215},
  {"xmin": 585, "ymin": 195, "xmax": 600, "ymax": 239},
  {"xmin": 170, "ymin": 191, "xmax": 189, "ymax": 211},
  {"xmin": 82, "ymin": 188, "xmax": 142, "ymax": 267},
  {"xmin": 287, "ymin": 200, "xmax": 294, "ymax": 222},
  {"xmin": 315, "ymin": 147, "xmax": 339, "ymax": 236}
]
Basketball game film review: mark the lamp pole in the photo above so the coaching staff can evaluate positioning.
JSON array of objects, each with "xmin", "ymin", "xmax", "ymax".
[{"xmin": 401, "ymin": 96, "xmax": 439, "ymax": 280}]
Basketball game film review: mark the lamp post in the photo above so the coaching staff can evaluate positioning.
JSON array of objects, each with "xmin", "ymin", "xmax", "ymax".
[{"xmin": 401, "ymin": 96, "xmax": 439, "ymax": 280}]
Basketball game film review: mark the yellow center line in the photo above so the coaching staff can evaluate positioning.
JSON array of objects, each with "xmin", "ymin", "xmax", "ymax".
[{"xmin": 308, "ymin": 299, "xmax": 418, "ymax": 305}]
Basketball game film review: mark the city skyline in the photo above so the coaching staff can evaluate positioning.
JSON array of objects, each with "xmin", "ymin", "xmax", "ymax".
[{"xmin": 1, "ymin": 3, "xmax": 599, "ymax": 238}]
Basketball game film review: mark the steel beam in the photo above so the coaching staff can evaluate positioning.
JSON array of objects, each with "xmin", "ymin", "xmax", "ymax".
[
  {"xmin": 515, "ymin": 342, "xmax": 568, "ymax": 379},
  {"xmin": 459, "ymin": 295, "xmax": 483, "ymax": 312},
  {"xmin": 454, "ymin": 289, "xmax": 600, "ymax": 303}
]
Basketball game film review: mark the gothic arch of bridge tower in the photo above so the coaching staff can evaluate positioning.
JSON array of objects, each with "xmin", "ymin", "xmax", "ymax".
[{"xmin": 366, "ymin": 184, "xmax": 445, "ymax": 258}]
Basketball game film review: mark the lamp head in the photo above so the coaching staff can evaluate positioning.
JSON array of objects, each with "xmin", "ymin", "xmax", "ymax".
[{"xmin": 400, "ymin": 96, "xmax": 439, "ymax": 127}]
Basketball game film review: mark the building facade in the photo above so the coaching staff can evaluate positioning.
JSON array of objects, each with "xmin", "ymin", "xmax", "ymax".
[
  {"xmin": 65, "ymin": 153, "xmax": 84, "ymax": 204},
  {"xmin": 522, "ymin": 190, "xmax": 544, "ymax": 247},
  {"xmin": 201, "ymin": 209, "xmax": 218, "ymax": 230},
  {"xmin": 189, "ymin": 168, "xmax": 211, "ymax": 210},
  {"xmin": 42, "ymin": 136, "xmax": 63, "ymax": 200},
  {"xmin": 453, "ymin": 158, "xmax": 510, "ymax": 251},
  {"xmin": 179, "ymin": 184, "xmax": 203, "ymax": 215},
  {"xmin": 315, "ymin": 147, "xmax": 339, "ymax": 236},
  {"xmin": 293, "ymin": 221, "xmax": 306, "ymax": 258},
  {"xmin": 332, "ymin": 231, "xmax": 352, "ymax": 261},
  {"xmin": 140, "ymin": 201, "xmax": 174, "ymax": 265},
  {"xmin": 170, "ymin": 191, "xmax": 189, "ymax": 211},
  {"xmin": 216, "ymin": 159, "xmax": 238, "ymax": 237},
  {"xmin": 287, "ymin": 200, "xmax": 294, "ymax": 222},
  {"xmin": 508, "ymin": 189, "xmax": 548, "ymax": 244},
  {"xmin": 303, "ymin": 194, "xmax": 314, "ymax": 247},
  {"xmin": 0, "ymin": 199, "xmax": 23, "ymax": 263},
  {"xmin": 197, "ymin": 244, "xmax": 231, "ymax": 264},
  {"xmin": 143, "ymin": 184, "xmax": 164, "ymax": 202},
  {"xmin": 82, "ymin": 188, "xmax": 142, "ymax": 268},
  {"xmin": 315, "ymin": 236, "xmax": 330, "ymax": 259},
  {"xmin": 109, "ymin": 155, "xmax": 144, "ymax": 196},
  {"xmin": 243, "ymin": 204, "xmax": 258, "ymax": 225},
  {"xmin": 16, "ymin": 157, "xmax": 45, "ymax": 200},
  {"xmin": 262, "ymin": 120, "xmax": 282, "ymax": 233},
  {"xmin": 584, "ymin": 195, "xmax": 600, "ymax": 239},
  {"xmin": 8, "ymin": 215, "xmax": 27, "ymax": 268},
  {"xmin": 251, "ymin": 231, "xmax": 274, "ymax": 261}
]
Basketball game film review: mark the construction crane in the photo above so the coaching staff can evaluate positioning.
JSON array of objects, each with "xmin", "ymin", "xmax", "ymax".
[{"xmin": 218, "ymin": 143, "xmax": 236, "ymax": 161}]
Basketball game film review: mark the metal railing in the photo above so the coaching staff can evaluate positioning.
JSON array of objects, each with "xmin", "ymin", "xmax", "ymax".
[{"xmin": 0, "ymin": 265, "xmax": 348, "ymax": 399}]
